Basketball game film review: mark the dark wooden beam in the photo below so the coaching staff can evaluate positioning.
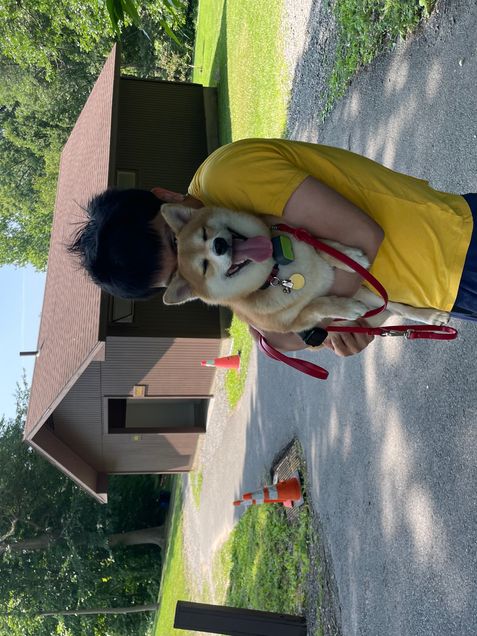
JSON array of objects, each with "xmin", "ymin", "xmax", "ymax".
[{"xmin": 174, "ymin": 601, "xmax": 307, "ymax": 636}]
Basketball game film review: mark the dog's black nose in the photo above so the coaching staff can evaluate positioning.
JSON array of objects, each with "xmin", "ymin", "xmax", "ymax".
[{"xmin": 213, "ymin": 237, "xmax": 229, "ymax": 256}]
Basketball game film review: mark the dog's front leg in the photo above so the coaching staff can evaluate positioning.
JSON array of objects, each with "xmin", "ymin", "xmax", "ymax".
[
  {"xmin": 319, "ymin": 240, "xmax": 370, "ymax": 272},
  {"xmin": 355, "ymin": 287, "xmax": 450, "ymax": 326},
  {"xmin": 287, "ymin": 296, "xmax": 368, "ymax": 332}
]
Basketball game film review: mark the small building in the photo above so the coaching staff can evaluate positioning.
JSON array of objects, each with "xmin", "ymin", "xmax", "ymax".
[{"xmin": 24, "ymin": 46, "xmax": 228, "ymax": 503}]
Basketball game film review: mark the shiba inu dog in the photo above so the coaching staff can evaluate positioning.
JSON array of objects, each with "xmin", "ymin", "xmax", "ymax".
[{"xmin": 161, "ymin": 204, "xmax": 449, "ymax": 333}]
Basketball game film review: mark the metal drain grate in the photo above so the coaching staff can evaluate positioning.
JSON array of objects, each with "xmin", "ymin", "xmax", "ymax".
[{"xmin": 271, "ymin": 439, "xmax": 305, "ymax": 522}]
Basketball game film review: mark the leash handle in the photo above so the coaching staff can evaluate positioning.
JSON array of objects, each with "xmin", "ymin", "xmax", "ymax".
[
  {"xmin": 253, "ymin": 323, "xmax": 457, "ymax": 382},
  {"xmin": 328, "ymin": 323, "xmax": 458, "ymax": 340}
]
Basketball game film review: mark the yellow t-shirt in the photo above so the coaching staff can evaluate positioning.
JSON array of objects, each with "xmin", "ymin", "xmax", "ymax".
[{"xmin": 188, "ymin": 138, "xmax": 472, "ymax": 310}]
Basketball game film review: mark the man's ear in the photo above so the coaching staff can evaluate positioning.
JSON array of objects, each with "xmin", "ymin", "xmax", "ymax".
[
  {"xmin": 161, "ymin": 204, "xmax": 195, "ymax": 234},
  {"xmin": 151, "ymin": 186, "xmax": 186, "ymax": 203},
  {"xmin": 162, "ymin": 271, "xmax": 197, "ymax": 305}
]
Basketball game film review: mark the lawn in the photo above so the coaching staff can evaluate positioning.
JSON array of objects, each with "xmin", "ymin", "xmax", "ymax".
[
  {"xmin": 224, "ymin": 315, "xmax": 254, "ymax": 408},
  {"xmin": 221, "ymin": 503, "xmax": 312, "ymax": 614},
  {"xmin": 193, "ymin": 0, "xmax": 435, "ymax": 132},
  {"xmin": 193, "ymin": 0, "xmax": 289, "ymax": 143},
  {"xmin": 152, "ymin": 477, "xmax": 193, "ymax": 636}
]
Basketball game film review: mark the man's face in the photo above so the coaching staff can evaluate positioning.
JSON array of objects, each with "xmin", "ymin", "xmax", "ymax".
[{"xmin": 151, "ymin": 212, "xmax": 178, "ymax": 287}]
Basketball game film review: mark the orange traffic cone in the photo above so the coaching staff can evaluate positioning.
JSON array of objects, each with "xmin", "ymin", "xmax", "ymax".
[
  {"xmin": 233, "ymin": 476, "xmax": 302, "ymax": 508},
  {"xmin": 201, "ymin": 354, "xmax": 241, "ymax": 370}
]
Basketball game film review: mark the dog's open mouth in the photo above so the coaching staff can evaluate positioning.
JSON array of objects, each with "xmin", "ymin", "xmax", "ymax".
[
  {"xmin": 226, "ymin": 228, "xmax": 272, "ymax": 277},
  {"xmin": 226, "ymin": 259, "xmax": 250, "ymax": 277}
]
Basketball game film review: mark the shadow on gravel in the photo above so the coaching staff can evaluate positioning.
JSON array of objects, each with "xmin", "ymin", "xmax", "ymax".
[
  {"xmin": 288, "ymin": 0, "xmax": 477, "ymax": 193},
  {"xmin": 285, "ymin": 0, "xmax": 339, "ymax": 140}
]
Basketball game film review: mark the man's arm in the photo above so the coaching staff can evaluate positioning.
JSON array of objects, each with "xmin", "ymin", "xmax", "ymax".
[
  {"xmin": 250, "ymin": 320, "xmax": 375, "ymax": 356},
  {"xmin": 283, "ymin": 175, "xmax": 384, "ymax": 296},
  {"xmin": 279, "ymin": 175, "xmax": 384, "ymax": 356}
]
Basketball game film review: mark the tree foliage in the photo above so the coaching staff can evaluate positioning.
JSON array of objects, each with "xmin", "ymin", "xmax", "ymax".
[
  {"xmin": 0, "ymin": 0, "xmax": 195, "ymax": 270},
  {"xmin": 0, "ymin": 379, "xmax": 169, "ymax": 636}
]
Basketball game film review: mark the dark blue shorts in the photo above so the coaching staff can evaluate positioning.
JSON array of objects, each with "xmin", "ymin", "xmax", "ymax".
[{"xmin": 451, "ymin": 193, "xmax": 477, "ymax": 321}]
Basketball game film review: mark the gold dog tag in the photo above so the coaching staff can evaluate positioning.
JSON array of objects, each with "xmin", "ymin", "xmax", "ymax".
[{"xmin": 289, "ymin": 273, "xmax": 305, "ymax": 290}]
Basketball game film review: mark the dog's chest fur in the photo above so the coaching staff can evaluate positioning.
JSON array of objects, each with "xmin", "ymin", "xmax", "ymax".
[{"xmin": 228, "ymin": 235, "xmax": 334, "ymax": 328}]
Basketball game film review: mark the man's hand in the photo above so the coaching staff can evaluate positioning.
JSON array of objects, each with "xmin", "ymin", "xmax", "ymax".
[
  {"xmin": 151, "ymin": 186, "xmax": 203, "ymax": 209},
  {"xmin": 322, "ymin": 318, "xmax": 374, "ymax": 356},
  {"xmin": 249, "ymin": 320, "xmax": 375, "ymax": 356}
]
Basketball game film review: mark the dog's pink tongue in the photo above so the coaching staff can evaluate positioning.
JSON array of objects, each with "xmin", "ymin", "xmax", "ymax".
[{"xmin": 232, "ymin": 237, "xmax": 272, "ymax": 263}]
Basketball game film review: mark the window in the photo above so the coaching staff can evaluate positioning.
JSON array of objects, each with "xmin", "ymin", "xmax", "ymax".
[
  {"xmin": 110, "ymin": 296, "xmax": 134, "ymax": 324},
  {"xmin": 107, "ymin": 398, "xmax": 208, "ymax": 434},
  {"xmin": 116, "ymin": 170, "xmax": 137, "ymax": 189}
]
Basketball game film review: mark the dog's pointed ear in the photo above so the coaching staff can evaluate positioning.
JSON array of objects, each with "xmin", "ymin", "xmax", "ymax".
[
  {"xmin": 162, "ymin": 271, "xmax": 197, "ymax": 305},
  {"xmin": 161, "ymin": 204, "xmax": 194, "ymax": 234}
]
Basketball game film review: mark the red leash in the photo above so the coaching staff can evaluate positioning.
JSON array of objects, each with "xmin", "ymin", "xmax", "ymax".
[
  {"xmin": 327, "ymin": 323, "xmax": 458, "ymax": 341},
  {"xmin": 255, "ymin": 224, "xmax": 458, "ymax": 380}
]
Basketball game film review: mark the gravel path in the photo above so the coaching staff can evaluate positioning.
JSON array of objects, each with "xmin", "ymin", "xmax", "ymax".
[{"xmin": 181, "ymin": 2, "xmax": 477, "ymax": 635}]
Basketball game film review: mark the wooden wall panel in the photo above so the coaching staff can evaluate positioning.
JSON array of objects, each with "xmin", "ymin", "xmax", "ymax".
[
  {"xmin": 116, "ymin": 77, "xmax": 208, "ymax": 192},
  {"xmin": 101, "ymin": 431, "xmax": 200, "ymax": 472},
  {"xmin": 101, "ymin": 336, "xmax": 221, "ymax": 397},
  {"xmin": 52, "ymin": 363, "xmax": 103, "ymax": 469}
]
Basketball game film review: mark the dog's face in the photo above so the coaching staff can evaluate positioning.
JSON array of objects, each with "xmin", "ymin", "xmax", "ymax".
[{"xmin": 161, "ymin": 205, "xmax": 274, "ymax": 305}]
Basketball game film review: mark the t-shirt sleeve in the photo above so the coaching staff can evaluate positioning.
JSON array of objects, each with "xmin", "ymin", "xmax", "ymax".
[{"xmin": 188, "ymin": 139, "xmax": 308, "ymax": 216}]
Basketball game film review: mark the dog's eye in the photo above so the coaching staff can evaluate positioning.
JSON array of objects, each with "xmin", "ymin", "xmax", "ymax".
[
  {"xmin": 203, "ymin": 260, "xmax": 209, "ymax": 275},
  {"xmin": 202, "ymin": 227, "xmax": 207, "ymax": 241}
]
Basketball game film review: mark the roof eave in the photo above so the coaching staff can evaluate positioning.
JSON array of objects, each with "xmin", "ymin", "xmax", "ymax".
[{"xmin": 24, "ymin": 341, "xmax": 106, "ymax": 442}]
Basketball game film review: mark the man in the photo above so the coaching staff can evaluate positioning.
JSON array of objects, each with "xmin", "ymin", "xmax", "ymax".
[{"xmin": 69, "ymin": 138, "xmax": 475, "ymax": 355}]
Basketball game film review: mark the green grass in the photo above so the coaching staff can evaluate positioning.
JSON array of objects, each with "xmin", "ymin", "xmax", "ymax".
[
  {"xmin": 152, "ymin": 481, "xmax": 321, "ymax": 632},
  {"xmin": 189, "ymin": 469, "xmax": 203, "ymax": 508},
  {"xmin": 193, "ymin": 0, "xmax": 435, "ymax": 127},
  {"xmin": 192, "ymin": 0, "xmax": 225, "ymax": 87},
  {"xmin": 218, "ymin": 503, "xmax": 312, "ymax": 614},
  {"xmin": 224, "ymin": 315, "xmax": 253, "ymax": 408},
  {"xmin": 152, "ymin": 478, "xmax": 193, "ymax": 636},
  {"xmin": 193, "ymin": 0, "xmax": 288, "ymax": 142},
  {"xmin": 326, "ymin": 0, "xmax": 435, "ymax": 115}
]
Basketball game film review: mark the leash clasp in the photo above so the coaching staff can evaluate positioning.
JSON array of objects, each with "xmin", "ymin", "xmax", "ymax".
[
  {"xmin": 280, "ymin": 279, "xmax": 294, "ymax": 292},
  {"xmin": 269, "ymin": 275, "xmax": 293, "ymax": 293},
  {"xmin": 380, "ymin": 329, "xmax": 410, "ymax": 338}
]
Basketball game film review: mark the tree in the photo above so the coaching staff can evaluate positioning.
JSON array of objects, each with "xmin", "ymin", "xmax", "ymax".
[
  {"xmin": 0, "ymin": 378, "xmax": 169, "ymax": 636},
  {"xmin": 0, "ymin": 1, "xmax": 112, "ymax": 78},
  {"xmin": 0, "ymin": 0, "xmax": 194, "ymax": 270}
]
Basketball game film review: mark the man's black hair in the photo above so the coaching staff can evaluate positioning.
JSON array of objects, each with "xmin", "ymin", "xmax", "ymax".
[{"xmin": 69, "ymin": 188, "xmax": 165, "ymax": 299}]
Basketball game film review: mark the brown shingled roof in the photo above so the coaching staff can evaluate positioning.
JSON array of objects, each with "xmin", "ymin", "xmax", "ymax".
[{"xmin": 24, "ymin": 46, "xmax": 119, "ymax": 440}]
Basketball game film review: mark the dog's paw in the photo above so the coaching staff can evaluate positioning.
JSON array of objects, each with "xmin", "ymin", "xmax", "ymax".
[
  {"xmin": 428, "ymin": 310, "xmax": 450, "ymax": 326},
  {"xmin": 341, "ymin": 247, "xmax": 370, "ymax": 271},
  {"xmin": 334, "ymin": 299, "xmax": 368, "ymax": 320}
]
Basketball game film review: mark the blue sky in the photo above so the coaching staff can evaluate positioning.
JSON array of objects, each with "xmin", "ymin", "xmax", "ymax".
[{"xmin": 1, "ymin": 265, "xmax": 46, "ymax": 420}]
